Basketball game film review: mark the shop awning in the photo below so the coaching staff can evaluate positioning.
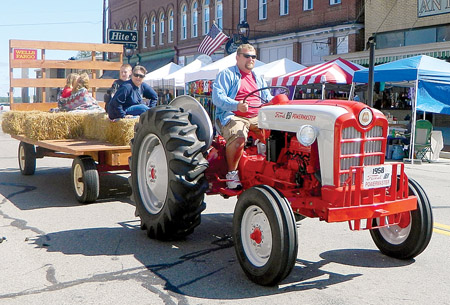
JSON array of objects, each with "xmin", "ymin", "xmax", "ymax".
[{"xmin": 271, "ymin": 58, "xmax": 364, "ymax": 86}]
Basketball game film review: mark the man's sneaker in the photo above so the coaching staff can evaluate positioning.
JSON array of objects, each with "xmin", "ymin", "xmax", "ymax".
[{"xmin": 226, "ymin": 170, "xmax": 242, "ymax": 190}]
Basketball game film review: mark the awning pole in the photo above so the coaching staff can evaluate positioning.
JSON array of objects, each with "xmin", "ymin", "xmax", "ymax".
[
  {"xmin": 321, "ymin": 83, "xmax": 325, "ymax": 100},
  {"xmin": 349, "ymin": 82, "xmax": 355, "ymax": 100},
  {"xmin": 409, "ymin": 81, "xmax": 419, "ymax": 164}
]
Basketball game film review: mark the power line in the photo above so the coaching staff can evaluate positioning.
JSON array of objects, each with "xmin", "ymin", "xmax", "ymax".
[
  {"xmin": 0, "ymin": 21, "xmax": 102, "ymax": 27},
  {"xmin": 374, "ymin": 0, "xmax": 399, "ymax": 35}
]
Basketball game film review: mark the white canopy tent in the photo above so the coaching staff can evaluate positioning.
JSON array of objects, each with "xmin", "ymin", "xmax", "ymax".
[
  {"xmin": 253, "ymin": 58, "xmax": 306, "ymax": 83},
  {"xmin": 143, "ymin": 62, "xmax": 181, "ymax": 87},
  {"xmin": 184, "ymin": 52, "xmax": 264, "ymax": 83},
  {"xmin": 159, "ymin": 55, "xmax": 212, "ymax": 95}
]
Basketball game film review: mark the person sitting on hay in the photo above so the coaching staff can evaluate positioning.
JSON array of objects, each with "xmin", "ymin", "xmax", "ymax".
[
  {"xmin": 58, "ymin": 73, "xmax": 105, "ymax": 113},
  {"xmin": 107, "ymin": 65, "xmax": 158, "ymax": 120}
]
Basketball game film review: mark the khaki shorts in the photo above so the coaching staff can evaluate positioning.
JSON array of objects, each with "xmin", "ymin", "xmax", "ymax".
[{"xmin": 216, "ymin": 116, "xmax": 259, "ymax": 147}]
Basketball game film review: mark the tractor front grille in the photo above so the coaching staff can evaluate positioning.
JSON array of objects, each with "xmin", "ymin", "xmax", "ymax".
[{"xmin": 339, "ymin": 125, "xmax": 384, "ymax": 186}]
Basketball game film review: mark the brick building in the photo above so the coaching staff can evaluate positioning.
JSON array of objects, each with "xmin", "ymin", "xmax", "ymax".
[
  {"xmin": 326, "ymin": 0, "xmax": 450, "ymax": 65},
  {"xmin": 107, "ymin": 0, "xmax": 365, "ymax": 68}
]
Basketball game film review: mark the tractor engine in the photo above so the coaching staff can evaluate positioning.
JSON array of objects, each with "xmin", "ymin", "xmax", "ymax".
[{"xmin": 263, "ymin": 130, "xmax": 321, "ymax": 193}]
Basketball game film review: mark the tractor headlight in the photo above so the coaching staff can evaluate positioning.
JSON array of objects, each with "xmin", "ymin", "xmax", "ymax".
[
  {"xmin": 296, "ymin": 125, "xmax": 317, "ymax": 147},
  {"xmin": 359, "ymin": 108, "xmax": 373, "ymax": 126}
]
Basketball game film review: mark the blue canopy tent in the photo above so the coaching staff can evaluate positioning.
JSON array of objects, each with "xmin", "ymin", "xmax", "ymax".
[{"xmin": 352, "ymin": 55, "xmax": 450, "ymax": 161}]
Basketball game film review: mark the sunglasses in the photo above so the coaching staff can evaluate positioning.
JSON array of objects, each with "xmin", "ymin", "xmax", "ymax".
[
  {"xmin": 240, "ymin": 53, "xmax": 257, "ymax": 59},
  {"xmin": 133, "ymin": 73, "xmax": 145, "ymax": 78}
]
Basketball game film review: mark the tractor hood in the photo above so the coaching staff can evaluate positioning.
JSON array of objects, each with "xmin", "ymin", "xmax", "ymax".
[
  {"xmin": 258, "ymin": 104, "xmax": 348, "ymax": 132},
  {"xmin": 258, "ymin": 103, "xmax": 350, "ymax": 187}
]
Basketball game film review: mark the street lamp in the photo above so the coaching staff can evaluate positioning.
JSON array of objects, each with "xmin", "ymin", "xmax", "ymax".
[
  {"xmin": 237, "ymin": 20, "xmax": 250, "ymax": 42},
  {"xmin": 124, "ymin": 44, "xmax": 135, "ymax": 64},
  {"xmin": 226, "ymin": 20, "xmax": 251, "ymax": 54}
]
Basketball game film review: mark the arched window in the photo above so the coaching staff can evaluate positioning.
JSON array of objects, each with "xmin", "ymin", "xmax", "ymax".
[
  {"xmin": 280, "ymin": 0, "xmax": 289, "ymax": 15},
  {"xmin": 303, "ymin": 0, "xmax": 313, "ymax": 11},
  {"xmin": 216, "ymin": 0, "xmax": 223, "ymax": 29},
  {"xmin": 143, "ymin": 18, "xmax": 148, "ymax": 48},
  {"xmin": 203, "ymin": 0, "xmax": 210, "ymax": 35},
  {"xmin": 240, "ymin": 0, "xmax": 247, "ymax": 22},
  {"xmin": 151, "ymin": 16, "xmax": 156, "ymax": 46},
  {"xmin": 259, "ymin": 0, "xmax": 267, "ymax": 20},
  {"xmin": 125, "ymin": 21, "xmax": 131, "ymax": 30},
  {"xmin": 169, "ymin": 10, "xmax": 174, "ymax": 42},
  {"xmin": 132, "ymin": 20, "xmax": 138, "ymax": 30},
  {"xmin": 191, "ymin": 1, "xmax": 198, "ymax": 38},
  {"xmin": 159, "ymin": 13, "xmax": 165, "ymax": 45},
  {"xmin": 118, "ymin": 22, "xmax": 124, "ymax": 30},
  {"xmin": 181, "ymin": 5, "xmax": 187, "ymax": 40}
]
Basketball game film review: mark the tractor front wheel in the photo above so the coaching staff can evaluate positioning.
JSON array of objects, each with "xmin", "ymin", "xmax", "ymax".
[
  {"xmin": 370, "ymin": 178, "xmax": 433, "ymax": 259},
  {"xmin": 233, "ymin": 185, "xmax": 298, "ymax": 286}
]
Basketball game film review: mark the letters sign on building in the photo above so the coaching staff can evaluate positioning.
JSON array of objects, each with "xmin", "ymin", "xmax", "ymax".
[
  {"xmin": 14, "ymin": 49, "xmax": 37, "ymax": 60},
  {"xmin": 418, "ymin": 0, "xmax": 450, "ymax": 17},
  {"xmin": 107, "ymin": 29, "xmax": 138, "ymax": 48}
]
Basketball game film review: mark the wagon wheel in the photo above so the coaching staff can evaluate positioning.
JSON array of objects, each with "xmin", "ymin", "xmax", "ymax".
[
  {"xmin": 18, "ymin": 141, "xmax": 36, "ymax": 175},
  {"xmin": 233, "ymin": 185, "xmax": 298, "ymax": 286},
  {"xmin": 131, "ymin": 105, "xmax": 209, "ymax": 240},
  {"xmin": 370, "ymin": 178, "xmax": 433, "ymax": 259},
  {"xmin": 71, "ymin": 156, "xmax": 99, "ymax": 203}
]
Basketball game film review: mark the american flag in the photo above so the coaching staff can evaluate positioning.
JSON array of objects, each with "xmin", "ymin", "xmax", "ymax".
[{"xmin": 197, "ymin": 23, "xmax": 229, "ymax": 56}]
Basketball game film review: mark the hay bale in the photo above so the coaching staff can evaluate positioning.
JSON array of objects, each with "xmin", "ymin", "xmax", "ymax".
[
  {"xmin": 1, "ymin": 111, "xmax": 33, "ymax": 135},
  {"xmin": 106, "ymin": 117, "xmax": 138, "ymax": 146},
  {"xmin": 23, "ymin": 112, "xmax": 85, "ymax": 140},
  {"xmin": 82, "ymin": 113, "xmax": 110, "ymax": 142},
  {"xmin": 2, "ymin": 110, "xmax": 137, "ymax": 146}
]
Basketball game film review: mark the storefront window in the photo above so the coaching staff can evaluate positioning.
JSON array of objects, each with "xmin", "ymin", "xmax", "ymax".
[
  {"xmin": 405, "ymin": 28, "xmax": 436, "ymax": 46},
  {"xmin": 437, "ymin": 25, "xmax": 450, "ymax": 42},
  {"xmin": 376, "ymin": 31, "xmax": 404, "ymax": 49}
]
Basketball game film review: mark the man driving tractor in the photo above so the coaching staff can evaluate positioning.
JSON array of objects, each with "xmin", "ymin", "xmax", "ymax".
[{"xmin": 212, "ymin": 44, "xmax": 273, "ymax": 190}]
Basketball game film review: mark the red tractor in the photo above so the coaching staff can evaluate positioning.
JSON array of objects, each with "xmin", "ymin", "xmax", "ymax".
[{"xmin": 129, "ymin": 90, "xmax": 433, "ymax": 286}]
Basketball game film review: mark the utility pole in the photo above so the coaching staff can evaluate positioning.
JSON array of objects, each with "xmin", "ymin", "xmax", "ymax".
[
  {"xmin": 367, "ymin": 36, "xmax": 376, "ymax": 107},
  {"xmin": 102, "ymin": 0, "xmax": 107, "ymax": 61}
]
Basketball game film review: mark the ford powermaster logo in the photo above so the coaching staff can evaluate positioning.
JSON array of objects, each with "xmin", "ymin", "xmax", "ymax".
[{"xmin": 275, "ymin": 111, "xmax": 316, "ymax": 121}]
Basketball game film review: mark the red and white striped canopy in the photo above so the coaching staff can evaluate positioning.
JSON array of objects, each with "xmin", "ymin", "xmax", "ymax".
[{"xmin": 271, "ymin": 58, "xmax": 364, "ymax": 87}]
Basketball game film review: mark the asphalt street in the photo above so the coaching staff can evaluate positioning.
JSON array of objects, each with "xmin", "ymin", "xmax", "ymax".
[{"xmin": 0, "ymin": 124, "xmax": 450, "ymax": 305}]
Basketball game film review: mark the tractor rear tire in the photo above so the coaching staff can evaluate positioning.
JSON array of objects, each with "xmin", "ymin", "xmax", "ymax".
[
  {"xmin": 370, "ymin": 178, "xmax": 433, "ymax": 259},
  {"xmin": 18, "ymin": 141, "xmax": 36, "ymax": 175},
  {"xmin": 131, "ymin": 106, "xmax": 208, "ymax": 240},
  {"xmin": 233, "ymin": 185, "xmax": 298, "ymax": 286}
]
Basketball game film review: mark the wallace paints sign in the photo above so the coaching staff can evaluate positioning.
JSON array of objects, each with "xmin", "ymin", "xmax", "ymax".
[{"xmin": 14, "ymin": 49, "xmax": 37, "ymax": 60}]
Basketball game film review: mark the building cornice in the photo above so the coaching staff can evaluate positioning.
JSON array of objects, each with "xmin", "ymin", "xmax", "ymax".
[
  {"xmin": 251, "ymin": 23, "xmax": 364, "ymax": 46},
  {"xmin": 324, "ymin": 41, "xmax": 450, "ymax": 65}
]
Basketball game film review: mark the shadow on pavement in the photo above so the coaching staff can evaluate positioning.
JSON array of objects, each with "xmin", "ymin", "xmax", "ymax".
[
  {"xmin": 0, "ymin": 166, "xmax": 132, "ymax": 210},
  {"xmin": 28, "ymin": 211, "xmax": 405, "ymax": 300}
]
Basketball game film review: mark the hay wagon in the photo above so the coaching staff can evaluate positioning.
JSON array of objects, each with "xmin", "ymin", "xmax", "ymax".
[
  {"xmin": 4, "ymin": 39, "xmax": 133, "ymax": 203},
  {"xmin": 12, "ymin": 134, "xmax": 131, "ymax": 203}
]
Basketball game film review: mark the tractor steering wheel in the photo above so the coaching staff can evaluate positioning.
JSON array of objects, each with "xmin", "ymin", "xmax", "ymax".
[{"xmin": 243, "ymin": 86, "xmax": 290, "ymax": 108}]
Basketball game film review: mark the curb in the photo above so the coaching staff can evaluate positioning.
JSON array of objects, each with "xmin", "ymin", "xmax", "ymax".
[{"xmin": 440, "ymin": 151, "xmax": 450, "ymax": 159}]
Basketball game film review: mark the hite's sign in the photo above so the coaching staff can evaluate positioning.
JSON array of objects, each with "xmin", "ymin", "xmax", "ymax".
[
  {"xmin": 14, "ymin": 49, "xmax": 37, "ymax": 60},
  {"xmin": 108, "ymin": 29, "xmax": 138, "ymax": 48},
  {"xmin": 418, "ymin": 0, "xmax": 450, "ymax": 17}
]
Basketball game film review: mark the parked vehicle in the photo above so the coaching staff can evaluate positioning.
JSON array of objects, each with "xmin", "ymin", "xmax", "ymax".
[
  {"xmin": 0, "ymin": 103, "xmax": 10, "ymax": 112},
  {"xmin": 130, "ymin": 91, "xmax": 433, "ymax": 286}
]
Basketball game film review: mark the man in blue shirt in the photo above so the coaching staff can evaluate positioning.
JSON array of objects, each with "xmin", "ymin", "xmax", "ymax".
[
  {"xmin": 212, "ymin": 44, "xmax": 272, "ymax": 189},
  {"xmin": 107, "ymin": 65, "xmax": 158, "ymax": 120}
]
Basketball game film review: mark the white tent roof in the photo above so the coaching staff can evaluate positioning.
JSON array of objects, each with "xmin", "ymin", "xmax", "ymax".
[
  {"xmin": 143, "ymin": 62, "xmax": 181, "ymax": 87},
  {"xmin": 253, "ymin": 58, "xmax": 306, "ymax": 83},
  {"xmin": 184, "ymin": 52, "xmax": 264, "ymax": 83},
  {"xmin": 160, "ymin": 55, "xmax": 212, "ymax": 88}
]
